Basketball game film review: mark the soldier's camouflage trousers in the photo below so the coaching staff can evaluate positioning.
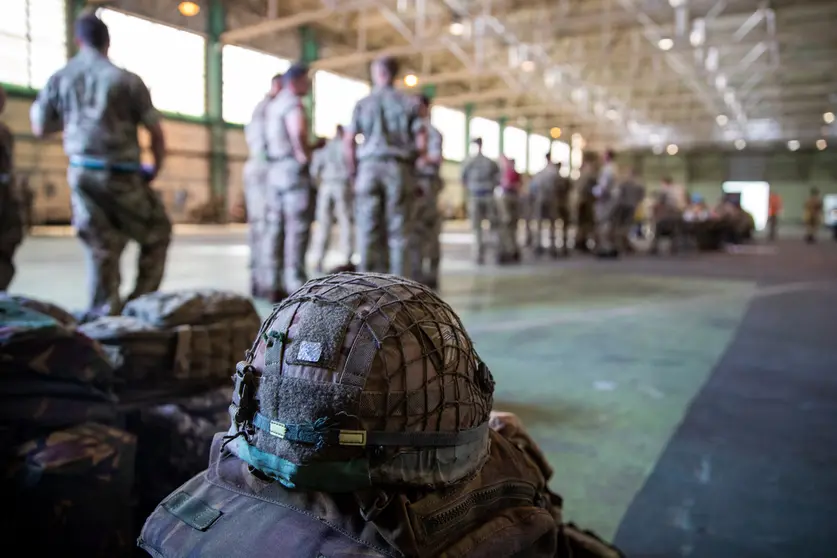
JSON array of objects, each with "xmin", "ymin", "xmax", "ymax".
[
  {"xmin": 243, "ymin": 160, "xmax": 270, "ymax": 295},
  {"xmin": 408, "ymin": 175, "xmax": 443, "ymax": 286},
  {"xmin": 576, "ymin": 200, "xmax": 595, "ymax": 250},
  {"xmin": 495, "ymin": 190, "xmax": 521, "ymax": 260},
  {"xmin": 468, "ymin": 194, "xmax": 496, "ymax": 264},
  {"xmin": 531, "ymin": 198, "xmax": 571, "ymax": 254},
  {"xmin": 68, "ymin": 167, "xmax": 172, "ymax": 316},
  {"xmin": 311, "ymin": 180, "xmax": 353, "ymax": 269},
  {"xmin": 354, "ymin": 159, "xmax": 415, "ymax": 278},
  {"xmin": 0, "ymin": 179, "xmax": 23, "ymax": 291},
  {"xmin": 261, "ymin": 160, "xmax": 314, "ymax": 294},
  {"xmin": 594, "ymin": 200, "xmax": 619, "ymax": 253},
  {"xmin": 612, "ymin": 204, "xmax": 637, "ymax": 252}
]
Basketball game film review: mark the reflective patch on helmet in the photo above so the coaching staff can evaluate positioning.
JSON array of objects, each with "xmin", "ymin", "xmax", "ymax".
[{"xmin": 298, "ymin": 340, "xmax": 323, "ymax": 363}]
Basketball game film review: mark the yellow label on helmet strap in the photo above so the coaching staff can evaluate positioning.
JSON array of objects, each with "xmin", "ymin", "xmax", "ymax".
[
  {"xmin": 269, "ymin": 421, "xmax": 287, "ymax": 438},
  {"xmin": 338, "ymin": 430, "xmax": 367, "ymax": 447}
]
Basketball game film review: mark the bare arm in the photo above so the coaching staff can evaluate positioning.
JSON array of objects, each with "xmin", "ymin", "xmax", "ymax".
[
  {"xmin": 284, "ymin": 103, "xmax": 311, "ymax": 165},
  {"xmin": 30, "ymin": 76, "xmax": 63, "ymax": 138},
  {"xmin": 132, "ymin": 74, "xmax": 166, "ymax": 177}
]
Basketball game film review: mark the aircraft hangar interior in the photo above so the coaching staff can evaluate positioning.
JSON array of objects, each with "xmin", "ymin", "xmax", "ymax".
[{"xmin": 1, "ymin": 0, "xmax": 836, "ymax": 556}]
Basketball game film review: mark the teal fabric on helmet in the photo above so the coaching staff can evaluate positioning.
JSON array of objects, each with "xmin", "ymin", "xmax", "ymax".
[{"xmin": 229, "ymin": 436, "xmax": 372, "ymax": 493}]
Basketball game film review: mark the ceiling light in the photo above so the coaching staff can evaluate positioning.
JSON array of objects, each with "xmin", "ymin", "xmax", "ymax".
[
  {"xmin": 669, "ymin": 0, "xmax": 686, "ymax": 7},
  {"xmin": 734, "ymin": 139, "xmax": 746, "ymax": 150},
  {"xmin": 715, "ymin": 75, "xmax": 727, "ymax": 91},
  {"xmin": 816, "ymin": 139, "xmax": 827, "ymax": 150},
  {"xmin": 666, "ymin": 144, "xmax": 679, "ymax": 155},
  {"xmin": 403, "ymin": 74, "xmax": 418, "ymax": 87},
  {"xmin": 449, "ymin": 22, "xmax": 464, "ymax": 36},
  {"xmin": 658, "ymin": 38, "xmax": 674, "ymax": 51},
  {"xmin": 550, "ymin": 127, "xmax": 562, "ymax": 139},
  {"xmin": 356, "ymin": 134, "xmax": 365, "ymax": 145},
  {"xmin": 521, "ymin": 60, "xmax": 535, "ymax": 72},
  {"xmin": 690, "ymin": 19, "xmax": 706, "ymax": 47},
  {"xmin": 178, "ymin": 1, "xmax": 200, "ymax": 16},
  {"xmin": 787, "ymin": 140, "xmax": 800, "ymax": 151},
  {"xmin": 716, "ymin": 114, "xmax": 728, "ymax": 126},
  {"xmin": 824, "ymin": 112, "xmax": 835, "ymax": 124},
  {"xmin": 570, "ymin": 169, "xmax": 581, "ymax": 180}
]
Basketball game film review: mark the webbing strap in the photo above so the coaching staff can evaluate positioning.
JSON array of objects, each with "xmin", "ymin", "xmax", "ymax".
[
  {"xmin": 340, "ymin": 294, "xmax": 395, "ymax": 388},
  {"xmin": 253, "ymin": 412, "xmax": 488, "ymax": 448}
]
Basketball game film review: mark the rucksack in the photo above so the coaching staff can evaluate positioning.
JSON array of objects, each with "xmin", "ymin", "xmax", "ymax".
[
  {"xmin": 0, "ymin": 298, "xmax": 117, "ymax": 444},
  {"xmin": 79, "ymin": 290, "xmax": 260, "ymax": 393},
  {"xmin": 3, "ymin": 422, "xmax": 137, "ymax": 558}
]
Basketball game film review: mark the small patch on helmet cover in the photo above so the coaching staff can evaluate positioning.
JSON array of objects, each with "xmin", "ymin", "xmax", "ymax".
[{"xmin": 298, "ymin": 340, "xmax": 323, "ymax": 363}]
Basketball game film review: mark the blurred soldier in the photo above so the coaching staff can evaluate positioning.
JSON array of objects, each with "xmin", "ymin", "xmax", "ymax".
[
  {"xmin": 0, "ymin": 85, "xmax": 23, "ymax": 291},
  {"xmin": 262, "ymin": 64, "xmax": 317, "ymax": 300},
  {"xmin": 30, "ymin": 13, "xmax": 170, "ymax": 317},
  {"xmin": 803, "ymin": 187, "xmax": 824, "ymax": 244},
  {"xmin": 528, "ymin": 153, "xmax": 562, "ymax": 257},
  {"xmin": 409, "ymin": 95, "xmax": 444, "ymax": 289},
  {"xmin": 310, "ymin": 125, "xmax": 353, "ymax": 273},
  {"xmin": 613, "ymin": 168, "xmax": 645, "ymax": 254},
  {"xmin": 495, "ymin": 156, "xmax": 523, "ymax": 263},
  {"xmin": 140, "ymin": 272, "xmax": 624, "ymax": 558},
  {"xmin": 344, "ymin": 56, "xmax": 425, "ymax": 277},
  {"xmin": 650, "ymin": 178, "xmax": 685, "ymax": 255},
  {"xmin": 574, "ymin": 159, "xmax": 598, "ymax": 252},
  {"xmin": 244, "ymin": 73, "xmax": 283, "ymax": 298},
  {"xmin": 593, "ymin": 149, "xmax": 620, "ymax": 258},
  {"xmin": 461, "ymin": 138, "xmax": 500, "ymax": 264},
  {"xmin": 767, "ymin": 190, "xmax": 782, "ymax": 242}
]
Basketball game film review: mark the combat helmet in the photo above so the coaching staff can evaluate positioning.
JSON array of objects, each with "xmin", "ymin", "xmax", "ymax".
[{"xmin": 225, "ymin": 272, "xmax": 495, "ymax": 492}]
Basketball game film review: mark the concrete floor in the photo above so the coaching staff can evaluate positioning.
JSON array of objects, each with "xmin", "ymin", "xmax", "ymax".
[{"xmin": 8, "ymin": 223, "xmax": 837, "ymax": 557}]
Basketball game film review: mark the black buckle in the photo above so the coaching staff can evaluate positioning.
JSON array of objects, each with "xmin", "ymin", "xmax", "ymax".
[{"xmin": 233, "ymin": 362, "xmax": 258, "ymax": 424}]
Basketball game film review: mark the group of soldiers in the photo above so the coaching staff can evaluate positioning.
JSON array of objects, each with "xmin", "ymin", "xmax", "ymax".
[
  {"xmin": 461, "ymin": 145, "xmax": 650, "ymax": 263},
  {"xmin": 243, "ymin": 56, "xmax": 446, "ymax": 300}
]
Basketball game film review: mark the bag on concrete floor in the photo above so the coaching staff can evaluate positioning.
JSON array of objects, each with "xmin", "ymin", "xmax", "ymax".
[
  {"xmin": 2, "ymin": 422, "xmax": 137, "ymax": 557},
  {"xmin": 0, "ymin": 293, "xmax": 78, "ymax": 328},
  {"xmin": 0, "ymin": 298, "xmax": 117, "ymax": 444},
  {"xmin": 127, "ymin": 386, "xmax": 231, "ymax": 526},
  {"xmin": 79, "ymin": 290, "xmax": 260, "ymax": 392}
]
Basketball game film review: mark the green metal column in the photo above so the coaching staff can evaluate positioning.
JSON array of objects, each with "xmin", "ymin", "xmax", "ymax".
[
  {"xmin": 498, "ymin": 117, "xmax": 507, "ymax": 157},
  {"xmin": 464, "ymin": 103, "xmax": 473, "ymax": 156},
  {"xmin": 299, "ymin": 25, "xmax": 318, "ymax": 139},
  {"xmin": 206, "ymin": 0, "xmax": 227, "ymax": 215}
]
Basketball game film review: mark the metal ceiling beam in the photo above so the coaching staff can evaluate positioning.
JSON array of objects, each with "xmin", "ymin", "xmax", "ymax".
[
  {"xmin": 311, "ymin": 42, "xmax": 448, "ymax": 70},
  {"xmin": 434, "ymin": 88, "xmax": 523, "ymax": 106}
]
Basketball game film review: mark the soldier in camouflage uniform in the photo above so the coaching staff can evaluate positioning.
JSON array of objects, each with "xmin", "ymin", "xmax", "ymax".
[
  {"xmin": 0, "ymin": 85, "xmax": 23, "ymax": 291},
  {"xmin": 593, "ymin": 149, "xmax": 620, "ymax": 259},
  {"xmin": 244, "ymin": 74, "xmax": 283, "ymax": 298},
  {"xmin": 574, "ymin": 159, "xmax": 599, "ymax": 253},
  {"xmin": 30, "ymin": 14, "xmax": 171, "ymax": 317},
  {"xmin": 461, "ymin": 138, "xmax": 500, "ymax": 264},
  {"xmin": 344, "ymin": 57, "xmax": 425, "ymax": 278},
  {"xmin": 613, "ymin": 169, "xmax": 646, "ymax": 254},
  {"xmin": 260, "ymin": 64, "xmax": 319, "ymax": 301},
  {"xmin": 310, "ymin": 125, "xmax": 353, "ymax": 272},
  {"xmin": 139, "ymin": 272, "xmax": 624, "ymax": 558},
  {"xmin": 529, "ymin": 154, "xmax": 572, "ymax": 258},
  {"xmin": 409, "ymin": 95, "xmax": 444, "ymax": 289}
]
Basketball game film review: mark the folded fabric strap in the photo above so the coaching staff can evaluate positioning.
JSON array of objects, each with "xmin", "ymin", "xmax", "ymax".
[{"xmin": 253, "ymin": 412, "xmax": 488, "ymax": 448}]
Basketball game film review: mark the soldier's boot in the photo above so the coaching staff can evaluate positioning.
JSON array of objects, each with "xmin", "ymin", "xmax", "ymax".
[
  {"xmin": 549, "ymin": 247, "xmax": 559, "ymax": 259},
  {"xmin": 533, "ymin": 245, "xmax": 544, "ymax": 257}
]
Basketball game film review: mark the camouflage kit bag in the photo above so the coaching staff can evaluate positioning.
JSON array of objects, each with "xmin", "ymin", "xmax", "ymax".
[
  {"xmin": 0, "ymin": 297, "xmax": 117, "ymax": 443},
  {"xmin": 128, "ymin": 386, "xmax": 231, "ymax": 523},
  {"xmin": 2, "ymin": 422, "xmax": 137, "ymax": 558},
  {"xmin": 80, "ymin": 289, "xmax": 260, "ymax": 392}
]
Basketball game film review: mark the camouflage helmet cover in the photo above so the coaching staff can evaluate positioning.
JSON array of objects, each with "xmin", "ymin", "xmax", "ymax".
[{"xmin": 226, "ymin": 273, "xmax": 495, "ymax": 492}]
